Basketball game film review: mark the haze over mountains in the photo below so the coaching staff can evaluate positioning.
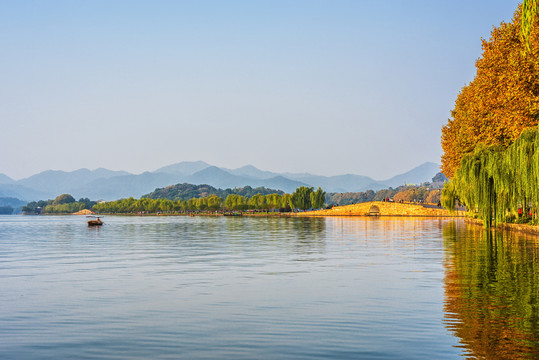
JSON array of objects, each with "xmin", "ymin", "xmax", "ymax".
[{"xmin": 0, "ymin": 161, "xmax": 441, "ymax": 202}]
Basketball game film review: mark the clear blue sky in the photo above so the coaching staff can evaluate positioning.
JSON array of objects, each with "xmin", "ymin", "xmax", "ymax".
[{"xmin": 0, "ymin": 0, "xmax": 521, "ymax": 180}]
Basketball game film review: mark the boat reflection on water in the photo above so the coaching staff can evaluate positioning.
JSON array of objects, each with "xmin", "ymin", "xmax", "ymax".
[{"xmin": 443, "ymin": 221, "xmax": 539, "ymax": 359}]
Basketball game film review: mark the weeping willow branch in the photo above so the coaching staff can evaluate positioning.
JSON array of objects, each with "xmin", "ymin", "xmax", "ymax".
[
  {"xmin": 521, "ymin": 0, "xmax": 538, "ymax": 52},
  {"xmin": 442, "ymin": 127, "xmax": 539, "ymax": 228}
]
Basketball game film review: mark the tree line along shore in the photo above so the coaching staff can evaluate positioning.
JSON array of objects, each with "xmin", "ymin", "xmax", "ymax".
[
  {"xmin": 22, "ymin": 187, "xmax": 326, "ymax": 215},
  {"xmin": 21, "ymin": 180, "xmax": 447, "ymax": 216}
]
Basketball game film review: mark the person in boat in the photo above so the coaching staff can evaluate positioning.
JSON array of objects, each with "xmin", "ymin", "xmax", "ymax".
[{"xmin": 88, "ymin": 216, "xmax": 103, "ymax": 226}]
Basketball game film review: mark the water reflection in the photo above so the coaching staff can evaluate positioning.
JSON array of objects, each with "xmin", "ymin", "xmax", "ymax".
[
  {"xmin": 85, "ymin": 216, "xmax": 328, "ymax": 259},
  {"xmin": 443, "ymin": 222, "xmax": 539, "ymax": 359},
  {"xmin": 1, "ymin": 215, "xmax": 469, "ymax": 359}
]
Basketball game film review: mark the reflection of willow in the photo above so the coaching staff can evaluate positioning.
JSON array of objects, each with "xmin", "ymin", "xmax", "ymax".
[{"xmin": 443, "ymin": 222, "xmax": 539, "ymax": 359}]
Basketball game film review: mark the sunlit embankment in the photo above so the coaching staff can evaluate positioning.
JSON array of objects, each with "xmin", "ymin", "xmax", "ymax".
[{"xmin": 292, "ymin": 201, "xmax": 464, "ymax": 217}]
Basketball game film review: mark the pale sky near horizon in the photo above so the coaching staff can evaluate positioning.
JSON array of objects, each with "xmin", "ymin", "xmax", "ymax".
[{"xmin": 1, "ymin": 0, "xmax": 521, "ymax": 180}]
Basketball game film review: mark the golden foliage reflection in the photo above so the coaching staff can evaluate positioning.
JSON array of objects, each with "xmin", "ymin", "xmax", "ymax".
[{"xmin": 443, "ymin": 222, "xmax": 539, "ymax": 359}]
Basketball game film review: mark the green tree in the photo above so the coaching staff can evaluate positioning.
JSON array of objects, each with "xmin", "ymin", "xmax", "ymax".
[
  {"xmin": 52, "ymin": 194, "xmax": 76, "ymax": 205},
  {"xmin": 196, "ymin": 197, "xmax": 208, "ymax": 211},
  {"xmin": 280, "ymin": 194, "xmax": 292, "ymax": 209},
  {"xmin": 186, "ymin": 198, "xmax": 197, "ymax": 211},
  {"xmin": 265, "ymin": 193, "xmax": 282, "ymax": 211},
  {"xmin": 207, "ymin": 195, "xmax": 223, "ymax": 211},
  {"xmin": 174, "ymin": 200, "xmax": 185, "ymax": 212},
  {"xmin": 225, "ymin": 194, "xmax": 237, "ymax": 210},
  {"xmin": 290, "ymin": 186, "xmax": 313, "ymax": 210},
  {"xmin": 236, "ymin": 195, "xmax": 248, "ymax": 210},
  {"xmin": 310, "ymin": 187, "xmax": 326, "ymax": 209},
  {"xmin": 77, "ymin": 197, "xmax": 96, "ymax": 209},
  {"xmin": 441, "ymin": 128, "xmax": 539, "ymax": 227},
  {"xmin": 159, "ymin": 199, "xmax": 174, "ymax": 212},
  {"xmin": 225, "ymin": 194, "xmax": 248, "ymax": 211},
  {"xmin": 248, "ymin": 194, "xmax": 264, "ymax": 209}
]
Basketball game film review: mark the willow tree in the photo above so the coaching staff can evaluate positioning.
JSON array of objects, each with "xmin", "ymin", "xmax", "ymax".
[
  {"xmin": 522, "ymin": 0, "xmax": 539, "ymax": 51},
  {"xmin": 280, "ymin": 194, "xmax": 292, "ymax": 209},
  {"xmin": 442, "ymin": 127, "xmax": 539, "ymax": 227},
  {"xmin": 310, "ymin": 187, "xmax": 326, "ymax": 209},
  {"xmin": 265, "ymin": 193, "xmax": 283, "ymax": 211},
  {"xmin": 206, "ymin": 195, "xmax": 223, "ymax": 211},
  {"xmin": 290, "ymin": 186, "xmax": 313, "ymax": 210}
]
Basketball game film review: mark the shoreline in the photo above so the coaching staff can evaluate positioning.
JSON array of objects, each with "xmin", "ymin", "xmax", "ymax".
[
  {"xmin": 65, "ymin": 201, "xmax": 466, "ymax": 218},
  {"xmin": 464, "ymin": 217, "xmax": 539, "ymax": 236},
  {"xmin": 29, "ymin": 211, "xmax": 539, "ymax": 237}
]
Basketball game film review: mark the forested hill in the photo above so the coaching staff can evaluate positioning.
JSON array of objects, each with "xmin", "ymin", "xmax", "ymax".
[{"xmin": 143, "ymin": 183, "xmax": 284, "ymax": 201}]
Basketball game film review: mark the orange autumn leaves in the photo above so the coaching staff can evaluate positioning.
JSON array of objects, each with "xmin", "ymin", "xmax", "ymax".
[{"xmin": 441, "ymin": 8, "xmax": 539, "ymax": 178}]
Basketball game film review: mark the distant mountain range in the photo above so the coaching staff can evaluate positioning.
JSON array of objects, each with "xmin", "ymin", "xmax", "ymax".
[{"xmin": 0, "ymin": 161, "xmax": 441, "ymax": 202}]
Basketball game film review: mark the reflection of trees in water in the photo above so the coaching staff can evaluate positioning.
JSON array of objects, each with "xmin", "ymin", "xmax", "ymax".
[
  {"xmin": 112, "ymin": 217, "xmax": 326, "ymax": 243},
  {"xmin": 288, "ymin": 217, "xmax": 326, "ymax": 241},
  {"xmin": 224, "ymin": 217, "xmax": 327, "ymax": 254},
  {"xmin": 443, "ymin": 222, "xmax": 539, "ymax": 359}
]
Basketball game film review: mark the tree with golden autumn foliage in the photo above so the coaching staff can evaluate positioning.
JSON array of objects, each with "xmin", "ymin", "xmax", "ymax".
[{"xmin": 441, "ymin": 6, "xmax": 539, "ymax": 177}]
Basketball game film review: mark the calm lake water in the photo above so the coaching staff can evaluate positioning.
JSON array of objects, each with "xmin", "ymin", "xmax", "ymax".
[{"xmin": 1, "ymin": 215, "xmax": 539, "ymax": 359}]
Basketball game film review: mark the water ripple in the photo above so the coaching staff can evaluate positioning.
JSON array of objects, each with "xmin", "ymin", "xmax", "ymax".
[{"xmin": 0, "ymin": 215, "xmax": 484, "ymax": 359}]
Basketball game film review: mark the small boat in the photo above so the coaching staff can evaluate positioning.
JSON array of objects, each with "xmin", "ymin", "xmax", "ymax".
[{"xmin": 87, "ymin": 215, "xmax": 104, "ymax": 226}]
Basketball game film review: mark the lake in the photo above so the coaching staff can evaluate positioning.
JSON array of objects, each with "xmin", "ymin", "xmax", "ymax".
[{"xmin": 1, "ymin": 215, "xmax": 538, "ymax": 359}]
